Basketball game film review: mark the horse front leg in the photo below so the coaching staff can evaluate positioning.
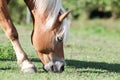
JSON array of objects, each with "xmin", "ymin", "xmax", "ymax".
[{"xmin": 0, "ymin": 1, "xmax": 37, "ymax": 73}]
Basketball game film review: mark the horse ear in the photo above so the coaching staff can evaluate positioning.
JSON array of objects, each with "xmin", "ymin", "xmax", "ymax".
[{"xmin": 59, "ymin": 10, "xmax": 71, "ymax": 22}]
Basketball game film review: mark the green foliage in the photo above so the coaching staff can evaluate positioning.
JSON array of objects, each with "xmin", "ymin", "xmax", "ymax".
[
  {"xmin": 63, "ymin": 0, "xmax": 81, "ymax": 19},
  {"xmin": 7, "ymin": 0, "xmax": 120, "ymax": 23},
  {"xmin": 8, "ymin": 0, "xmax": 26, "ymax": 24},
  {"xmin": 63, "ymin": 0, "xmax": 120, "ymax": 19},
  {"xmin": 0, "ymin": 43, "xmax": 16, "ymax": 60}
]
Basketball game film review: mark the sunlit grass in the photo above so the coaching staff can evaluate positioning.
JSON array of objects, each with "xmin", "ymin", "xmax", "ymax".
[{"xmin": 0, "ymin": 19, "xmax": 120, "ymax": 80}]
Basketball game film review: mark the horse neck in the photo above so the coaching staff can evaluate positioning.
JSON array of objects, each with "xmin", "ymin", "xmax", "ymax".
[{"xmin": 24, "ymin": 0, "xmax": 63, "ymax": 28}]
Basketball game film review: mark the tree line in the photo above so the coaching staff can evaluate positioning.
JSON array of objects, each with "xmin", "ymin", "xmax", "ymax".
[
  {"xmin": 8, "ymin": 0, "xmax": 120, "ymax": 24},
  {"xmin": 63, "ymin": 0, "xmax": 120, "ymax": 19}
]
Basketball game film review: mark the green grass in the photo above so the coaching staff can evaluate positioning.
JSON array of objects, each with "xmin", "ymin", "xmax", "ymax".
[
  {"xmin": 0, "ymin": 43, "xmax": 16, "ymax": 60},
  {"xmin": 0, "ymin": 19, "xmax": 120, "ymax": 80}
]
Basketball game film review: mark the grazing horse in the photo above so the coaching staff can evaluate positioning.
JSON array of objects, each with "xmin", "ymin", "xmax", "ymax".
[{"xmin": 0, "ymin": 0, "xmax": 70, "ymax": 73}]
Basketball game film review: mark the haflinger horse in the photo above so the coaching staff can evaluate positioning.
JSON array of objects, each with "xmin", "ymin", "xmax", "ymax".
[{"xmin": 0, "ymin": 0, "xmax": 70, "ymax": 73}]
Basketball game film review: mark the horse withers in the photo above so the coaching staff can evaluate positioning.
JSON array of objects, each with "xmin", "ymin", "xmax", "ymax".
[{"xmin": 0, "ymin": 0, "xmax": 70, "ymax": 73}]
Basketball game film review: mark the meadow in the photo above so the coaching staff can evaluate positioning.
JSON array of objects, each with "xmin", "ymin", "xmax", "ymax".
[{"xmin": 0, "ymin": 19, "xmax": 120, "ymax": 80}]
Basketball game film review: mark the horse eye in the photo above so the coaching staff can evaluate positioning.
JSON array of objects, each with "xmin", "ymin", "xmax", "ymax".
[{"xmin": 56, "ymin": 36, "xmax": 63, "ymax": 42}]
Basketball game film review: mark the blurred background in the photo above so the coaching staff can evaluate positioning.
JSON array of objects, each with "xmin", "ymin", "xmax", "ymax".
[{"xmin": 8, "ymin": 0, "xmax": 120, "ymax": 24}]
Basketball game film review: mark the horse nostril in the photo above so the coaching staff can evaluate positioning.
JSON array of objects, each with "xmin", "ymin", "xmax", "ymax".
[
  {"xmin": 60, "ymin": 65, "xmax": 64, "ymax": 72},
  {"xmin": 51, "ymin": 65, "xmax": 54, "ymax": 71}
]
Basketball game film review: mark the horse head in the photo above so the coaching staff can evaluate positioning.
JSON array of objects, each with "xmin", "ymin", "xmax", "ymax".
[
  {"xmin": 32, "ymin": 11, "xmax": 70, "ymax": 73},
  {"xmin": 25, "ymin": 0, "xmax": 70, "ymax": 73}
]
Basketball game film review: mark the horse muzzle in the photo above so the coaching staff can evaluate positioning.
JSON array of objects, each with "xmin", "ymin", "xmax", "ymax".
[{"xmin": 43, "ymin": 60, "xmax": 65, "ymax": 73}]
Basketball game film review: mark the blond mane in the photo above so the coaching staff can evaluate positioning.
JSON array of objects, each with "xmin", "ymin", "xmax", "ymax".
[{"xmin": 33, "ymin": 0, "xmax": 69, "ymax": 41}]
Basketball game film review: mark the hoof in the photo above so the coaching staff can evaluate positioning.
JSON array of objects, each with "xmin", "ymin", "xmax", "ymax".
[
  {"xmin": 21, "ymin": 64, "xmax": 37, "ymax": 73},
  {"xmin": 22, "ymin": 66, "xmax": 37, "ymax": 73},
  {"xmin": 20, "ymin": 60, "xmax": 37, "ymax": 73}
]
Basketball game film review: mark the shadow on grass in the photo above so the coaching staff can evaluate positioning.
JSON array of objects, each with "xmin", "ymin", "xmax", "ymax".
[
  {"xmin": 30, "ymin": 58, "xmax": 41, "ymax": 62},
  {"xmin": 0, "ymin": 58, "xmax": 15, "ymax": 61},
  {"xmin": 0, "ymin": 58, "xmax": 40, "ymax": 62},
  {"xmin": 0, "ymin": 67, "xmax": 13, "ymax": 70},
  {"xmin": 0, "ymin": 58, "xmax": 120, "ymax": 73},
  {"xmin": 66, "ymin": 59, "xmax": 120, "ymax": 73},
  {"xmin": 30, "ymin": 58, "xmax": 120, "ymax": 73}
]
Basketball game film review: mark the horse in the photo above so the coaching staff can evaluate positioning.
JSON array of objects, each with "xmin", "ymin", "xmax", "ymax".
[{"xmin": 0, "ymin": 0, "xmax": 70, "ymax": 73}]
